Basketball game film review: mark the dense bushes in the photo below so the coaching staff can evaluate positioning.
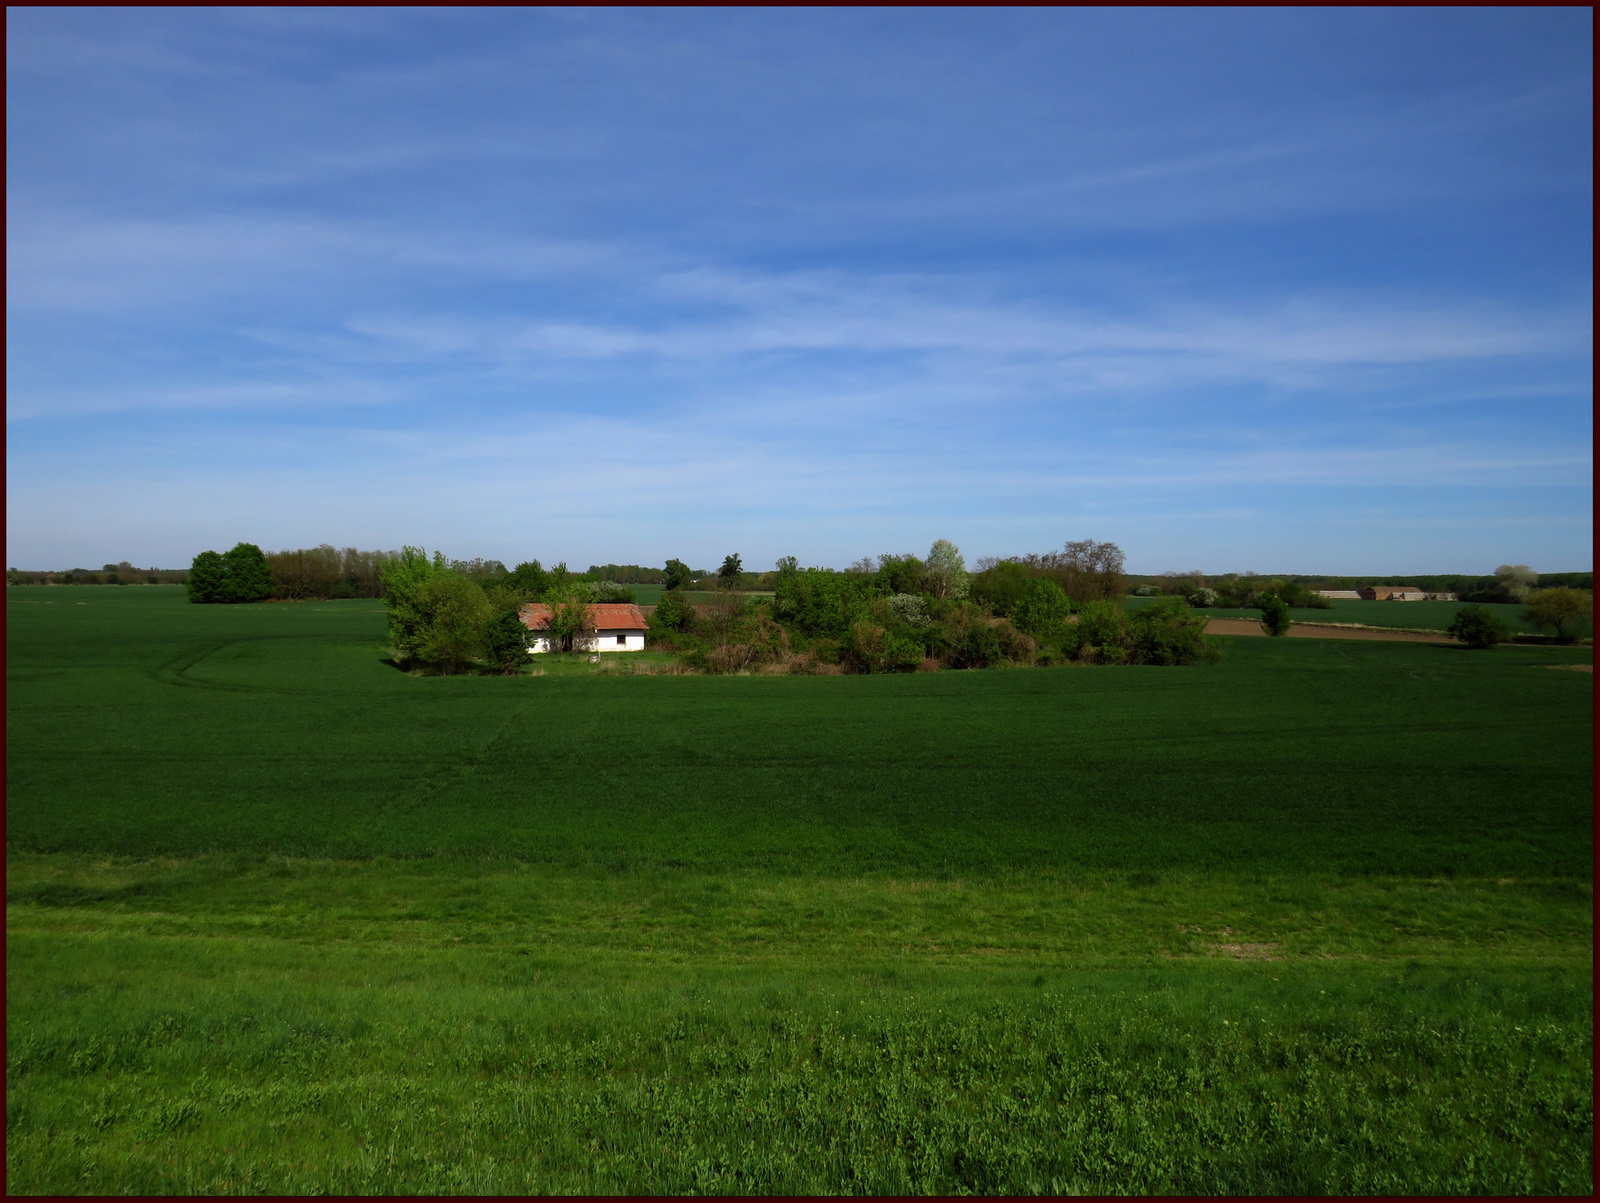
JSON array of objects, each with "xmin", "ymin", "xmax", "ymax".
[
  {"xmin": 717, "ymin": 545, "xmax": 1215, "ymax": 674},
  {"xmin": 1447, "ymin": 604, "xmax": 1510, "ymax": 650},
  {"xmin": 365, "ymin": 539, "xmax": 1223, "ymax": 677},
  {"xmin": 773, "ymin": 569, "xmax": 881, "ymax": 638},
  {"xmin": 661, "ymin": 591, "xmax": 793, "ymax": 674},
  {"xmin": 1066, "ymin": 598, "xmax": 1217, "ymax": 665}
]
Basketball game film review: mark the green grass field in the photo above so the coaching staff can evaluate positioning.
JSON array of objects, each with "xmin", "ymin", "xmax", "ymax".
[
  {"xmin": 7, "ymin": 586, "xmax": 1593, "ymax": 1194},
  {"xmin": 624, "ymin": 583, "xmax": 772, "ymax": 606},
  {"xmin": 1126, "ymin": 594, "xmax": 1549, "ymax": 634}
]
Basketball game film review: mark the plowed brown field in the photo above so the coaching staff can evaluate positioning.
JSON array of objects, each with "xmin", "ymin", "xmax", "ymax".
[{"xmin": 1204, "ymin": 618, "xmax": 1450, "ymax": 642}]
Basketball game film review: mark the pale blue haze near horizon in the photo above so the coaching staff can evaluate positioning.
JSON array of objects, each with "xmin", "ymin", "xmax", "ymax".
[{"xmin": 6, "ymin": 8, "xmax": 1592, "ymax": 574}]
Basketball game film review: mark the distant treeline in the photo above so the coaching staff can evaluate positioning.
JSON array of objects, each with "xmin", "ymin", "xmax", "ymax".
[
  {"xmin": 587, "ymin": 563, "xmax": 712, "ymax": 584},
  {"xmin": 1124, "ymin": 570, "xmax": 1593, "ymax": 602},
  {"xmin": 8, "ymin": 563, "xmax": 189, "ymax": 586}
]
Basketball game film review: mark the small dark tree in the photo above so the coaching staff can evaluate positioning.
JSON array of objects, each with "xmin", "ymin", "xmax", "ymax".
[
  {"xmin": 719, "ymin": 553, "xmax": 743, "ymax": 581},
  {"xmin": 663, "ymin": 558, "xmax": 693, "ymax": 591},
  {"xmin": 187, "ymin": 550, "xmax": 227, "ymax": 603},
  {"xmin": 1447, "ymin": 603, "xmax": 1510, "ymax": 649},
  {"xmin": 1258, "ymin": 594, "xmax": 1292, "ymax": 637},
  {"xmin": 483, "ymin": 608, "xmax": 532, "ymax": 673},
  {"xmin": 876, "ymin": 554, "xmax": 927, "ymax": 596},
  {"xmin": 651, "ymin": 588, "xmax": 697, "ymax": 633}
]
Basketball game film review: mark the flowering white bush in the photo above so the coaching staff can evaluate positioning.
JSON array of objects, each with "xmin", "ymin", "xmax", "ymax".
[{"xmin": 887, "ymin": 593, "xmax": 931, "ymax": 627}]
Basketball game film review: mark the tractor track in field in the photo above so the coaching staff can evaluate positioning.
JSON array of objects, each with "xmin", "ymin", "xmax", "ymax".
[{"xmin": 151, "ymin": 637, "xmax": 346, "ymax": 694}]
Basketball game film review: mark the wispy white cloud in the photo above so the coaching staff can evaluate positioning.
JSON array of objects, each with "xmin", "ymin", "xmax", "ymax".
[{"xmin": 6, "ymin": 8, "xmax": 1591, "ymax": 571}]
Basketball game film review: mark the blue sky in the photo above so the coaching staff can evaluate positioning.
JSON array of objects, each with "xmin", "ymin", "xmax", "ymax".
[{"xmin": 7, "ymin": 8, "xmax": 1592, "ymax": 574}]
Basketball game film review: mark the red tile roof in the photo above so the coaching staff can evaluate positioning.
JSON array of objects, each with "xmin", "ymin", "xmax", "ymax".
[{"xmin": 519, "ymin": 602, "xmax": 648, "ymax": 631}]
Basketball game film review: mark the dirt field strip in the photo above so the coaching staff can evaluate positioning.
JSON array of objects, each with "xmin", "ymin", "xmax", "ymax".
[{"xmin": 1204, "ymin": 618, "xmax": 1452, "ymax": 643}]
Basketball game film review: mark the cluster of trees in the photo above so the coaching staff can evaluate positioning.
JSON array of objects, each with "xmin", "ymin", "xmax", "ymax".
[
  {"xmin": 1380, "ymin": 566, "xmax": 1590, "ymax": 601},
  {"xmin": 1130, "ymin": 574, "xmax": 1332, "ymax": 610},
  {"xmin": 187, "ymin": 544, "xmax": 274, "ymax": 603},
  {"xmin": 646, "ymin": 538, "xmax": 1215, "ymax": 674},
  {"xmin": 380, "ymin": 548, "xmax": 539, "ymax": 674},
  {"xmin": 185, "ymin": 543, "xmax": 651, "ymax": 609},
  {"xmin": 974, "ymin": 538, "xmax": 1127, "ymax": 602},
  {"xmin": 8, "ymin": 563, "xmax": 189, "ymax": 586},
  {"xmin": 587, "ymin": 563, "xmax": 722, "ymax": 584},
  {"xmin": 378, "ymin": 550, "xmax": 681, "ymax": 674},
  {"xmin": 1448, "ymin": 588, "xmax": 1594, "ymax": 648},
  {"xmin": 264, "ymin": 546, "xmax": 395, "ymax": 599}
]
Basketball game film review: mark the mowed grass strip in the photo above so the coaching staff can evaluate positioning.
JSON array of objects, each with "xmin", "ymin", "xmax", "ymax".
[
  {"xmin": 8, "ymin": 859, "xmax": 1593, "ymax": 1195},
  {"xmin": 5, "ymin": 857, "xmax": 1592, "ymax": 966}
]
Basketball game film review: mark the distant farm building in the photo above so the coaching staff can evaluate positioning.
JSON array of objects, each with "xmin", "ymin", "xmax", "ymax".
[
  {"xmin": 1316, "ymin": 590, "xmax": 1362, "ymax": 599},
  {"xmin": 1357, "ymin": 586, "xmax": 1428, "ymax": 601},
  {"xmin": 520, "ymin": 602, "xmax": 647, "ymax": 653}
]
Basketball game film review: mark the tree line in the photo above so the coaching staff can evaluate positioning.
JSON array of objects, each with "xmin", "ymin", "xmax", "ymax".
[
  {"xmin": 1128, "ymin": 575, "xmax": 1335, "ymax": 610},
  {"xmin": 161, "ymin": 539, "xmax": 1592, "ymax": 673},
  {"xmin": 7, "ymin": 563, "xmax": 190, "ymax": 586},
  {"xmin": 355, "ymin": 534, "xmax": 1199, "ymax": 677},
  {"xmin": 645, "ymin": 538, "xmax": 1217, "ymax": 674},
  {"xmin": 1124, "ymin": 566, "xmax": 1593, "ymax": 603}
]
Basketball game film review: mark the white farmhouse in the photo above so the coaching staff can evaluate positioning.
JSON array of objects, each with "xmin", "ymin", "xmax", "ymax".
[{"xmin": 520, "ymin": 602, "xmax": 648, "ymax": 653}]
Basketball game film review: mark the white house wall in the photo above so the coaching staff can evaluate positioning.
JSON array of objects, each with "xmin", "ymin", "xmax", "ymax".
[{"xmin": 528, "ymin": 630, "xmax": 646, "ymax": 654}]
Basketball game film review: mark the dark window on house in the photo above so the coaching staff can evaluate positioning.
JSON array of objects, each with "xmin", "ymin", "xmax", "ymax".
[{"xmin": 617, "ymin": 634, "xmax": 626, "ymax": 645}]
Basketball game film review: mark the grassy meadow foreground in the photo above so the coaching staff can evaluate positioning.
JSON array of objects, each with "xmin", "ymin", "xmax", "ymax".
[{"xmin": 7, "ymin": 587, "xmax": 1593, "ymax": 1194}]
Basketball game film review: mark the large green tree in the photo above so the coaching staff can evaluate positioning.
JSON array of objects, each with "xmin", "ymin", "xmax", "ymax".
[
  {"xmin": 1011, "ymin": 578, "xmax": 1073, "ymax": 640},
  {"xmin": 186, "ymin": 543, "xmax": 271, "ymax": 603},
  {"xmin": 186, "ymin": 551, "xmax": 227, "ymax": 603},
  {"xmin": 221, "ymin": 543, "xmax": 273, "ymax": 603},
  {"xmin": 541, "ymin": 594, "xmax": 597, "ymax": 653},
  {"xmin": 663, "ymin": 558, "xmax": 694, "ymax": 591},
  {"xmin": 482, "ymin": 608, "xmax": 534, "ymax": 673},
  {"xmin": 926, "ymin": 539, "xmax": 969, "ymax": 600},
  {"xmin": 1522, "ymin": 587, "xmax": 1592, "ymax": 643},
  {"xmin": 381, "ymin": 547, "xmax": 494, "ymax": 671},
  {"xmin": 1494, "ymin": 564, "xmax": 1538, "ymax": 603},
  {"xmin": 414, "ymin": 574, "xmax": 493, "ymax": 672}
]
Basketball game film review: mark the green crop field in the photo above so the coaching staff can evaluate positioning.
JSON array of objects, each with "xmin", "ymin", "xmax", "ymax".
[
  {"xmin": 625, "ymin": 583, "xmax": 772, "ymax": 606},
  {"xmin": 1126, "ymin": 595, "xmax": 1548, "ymax": 634},
  {"xmin": 7, "ymin": 586, "xmax": 1594, "ymax": 1194}
]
